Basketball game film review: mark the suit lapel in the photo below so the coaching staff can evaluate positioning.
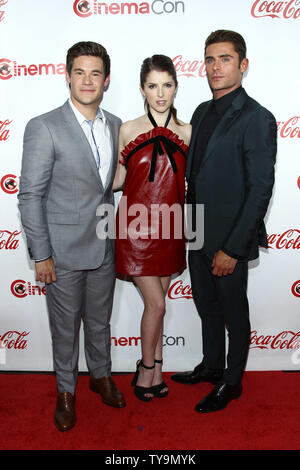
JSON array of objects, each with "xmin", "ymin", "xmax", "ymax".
[
  {"xmin": 200, "ymin": 89, "xmax": 249, "ymax": 167},
  {"xmin": 61, "ymin": 101, "xmax": 104, "ymax": 191},
  {"xmin": 186, "ymin": 101, "xmax": 211, "ymax": 179},
  {"xmin": 104, "ymin": 112, "xmax": 117, "ymax": 190}
]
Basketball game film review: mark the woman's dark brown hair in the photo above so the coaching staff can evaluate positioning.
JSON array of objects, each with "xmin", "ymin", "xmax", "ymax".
[{"xmin": 140, "ymin": 55, "xmax": 181, "ymax": 125}]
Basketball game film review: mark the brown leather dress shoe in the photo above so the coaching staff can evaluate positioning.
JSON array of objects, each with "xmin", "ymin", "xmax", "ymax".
[
  {"xmin": 54, "ymin": 392, "xmax": 76, "ymax": 432},
  {"xmin": 90, "ymin": 376, "xmax": 126, "ymax": 408}
]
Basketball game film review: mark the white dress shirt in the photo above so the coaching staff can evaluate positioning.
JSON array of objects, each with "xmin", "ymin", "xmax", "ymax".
[{"xmin": 68, "ymin": 98, "xmax": 113, "ymax": 187}]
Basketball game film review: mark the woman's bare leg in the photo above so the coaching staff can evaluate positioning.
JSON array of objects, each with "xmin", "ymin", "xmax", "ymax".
[
  {"xmin": 133, "ymin": 276, "xmax": 167, "ymax": 398},
  {"xmin": 152, "ymin": 276, "xmax": 170, "ymax": 393}
]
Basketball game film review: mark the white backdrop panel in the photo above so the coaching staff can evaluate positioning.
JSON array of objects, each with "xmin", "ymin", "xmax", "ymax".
[{"xmin": 0, "ymin": 0, "xmax": 299, "ymax": 373}]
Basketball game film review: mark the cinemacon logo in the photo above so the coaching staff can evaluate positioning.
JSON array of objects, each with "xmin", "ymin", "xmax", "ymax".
[
  {"xmin": 291, "ymin": 280, "xmax": 300, "ymax": 298},
  {"xmin": 0, "ymin": 59, "xmax": 65, "ymax": 80},
  {"xmin": 251, "ymin": 0, "xmax": 300, "ymax": 18},
  {"xmin": 11, "ymin": 280, "xmax": 46, "ymax": 298},
  {"xmin": 73, "ymin": 0, "xmax": 185, "ymax": 16},
  {"xmin": 0, "ymin": 174, "xmax": 19, "ymax": 194},
  {"xmin": 111, "ymin": 335, "xmax": 185, "ymax": 347}
]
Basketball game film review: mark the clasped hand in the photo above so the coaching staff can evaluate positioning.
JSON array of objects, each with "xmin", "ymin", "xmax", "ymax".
[{"xmin": 211, "ymin": 250, "xmax": 237, "ymax": 277}]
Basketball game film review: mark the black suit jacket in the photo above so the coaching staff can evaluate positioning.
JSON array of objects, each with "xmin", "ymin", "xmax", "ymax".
[{"xmin": 187, "ymin": 88, "xmax": 277, "ymax": 261}]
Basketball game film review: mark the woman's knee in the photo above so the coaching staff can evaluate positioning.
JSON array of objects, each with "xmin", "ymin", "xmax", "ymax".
[{"xmin": 147, "ymin": 298, "xmax": 166, "ymax": 317}]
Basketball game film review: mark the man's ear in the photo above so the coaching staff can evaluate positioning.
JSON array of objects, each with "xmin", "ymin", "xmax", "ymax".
[
  {"xmin": 240, "ymin": 58, "xmax": 249, "ymax": 74},
  {"xmin": 104, "ymin": 74, "xmax": 111, "ymax": 89}
]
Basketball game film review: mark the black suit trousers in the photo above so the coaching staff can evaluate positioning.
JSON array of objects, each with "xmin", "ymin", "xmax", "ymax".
[{"xmin": 188, "ymin": 249, "xmax": 250, "ymax": 385}]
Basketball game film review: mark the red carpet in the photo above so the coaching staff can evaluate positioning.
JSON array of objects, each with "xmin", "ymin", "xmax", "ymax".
[{"xmin": 0, "ymin": 371, "xmax": 299, "ymax": 450}]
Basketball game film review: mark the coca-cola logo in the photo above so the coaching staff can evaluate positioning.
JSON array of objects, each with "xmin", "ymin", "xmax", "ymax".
[
  {"xmin": 73, "ymin": 0, "xmax": 185, "ymax": 17},
  {"xmin": 277, "ymin": 117, "xmax": 300, "ymax": 138},
  {"xmin": 250, "ymin": 330, "xmax": 300, "ymax": 349},
  {"xmin": 291, "ymin": 280, "xmax": 300, "ymax": 298},
  {"xmin": 0, "ymin": 330, "xmax": 29, "ymax": 350},
  {"xmin": 251, "ymin": 0, "xmax": 300, "ymax": 18},
  {"xmin": 0, "ymin": 58, "xmax": 65, "ymax": 80},
  {"xmin": 0, "ymin": 230, "xmax": 21, "ymax": 250},
  {"xmin": 173, "ymin": 55, "xmax": 206, "ymax": 78},
  {"xmin": 0, "ymin": 174, "xmax": 19, "ymax": 194},
  {"xmin": 0, "ymin": 119, "xmax": 12, "ymax": 141},
  {"xmin": 168, "ymin": 280, "xmax": 193, "ymax": 300},
  {"xmin": 267, "ymin": 230, "xmax": 300, "ymax": 250},
  {"xmin": 0, "ymin": 0, "xmax": 8, "ymax": 23},
  {"xmin": 10, "ymin": 279, "xmax": 46, "ymax": 298}
]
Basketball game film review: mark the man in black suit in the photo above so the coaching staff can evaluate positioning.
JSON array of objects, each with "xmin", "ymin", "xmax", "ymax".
[{"xmin": 172, "ymin": 30, "xmax": 277, "ymax": 413}]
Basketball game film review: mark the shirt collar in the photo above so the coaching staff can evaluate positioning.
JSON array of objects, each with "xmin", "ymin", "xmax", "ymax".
[
  {"xmin": 68, "ymin": 98, "xmax": 105, "ymax": 125},
  {"xmin": 213, "ymin": 86, "xmax": 242, "ymax": 115}
]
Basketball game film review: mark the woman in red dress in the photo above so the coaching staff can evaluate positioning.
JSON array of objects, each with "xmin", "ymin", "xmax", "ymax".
[{"xmin": 113, "ymin": 55, "xmax": 191, "ymax": 401}]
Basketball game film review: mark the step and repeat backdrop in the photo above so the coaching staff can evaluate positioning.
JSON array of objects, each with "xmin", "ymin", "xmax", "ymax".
[{"xmin": 0, "ymin": 0, "xmax": 299, "ymax": 373}]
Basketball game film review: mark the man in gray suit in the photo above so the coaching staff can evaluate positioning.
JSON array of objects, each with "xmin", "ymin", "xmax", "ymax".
[{"xmin": 18, "ymin": 41, "xmax": 125, "ymax": 431}]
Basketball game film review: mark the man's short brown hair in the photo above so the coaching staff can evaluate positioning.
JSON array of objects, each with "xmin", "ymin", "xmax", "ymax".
[
  {"xmin": 205, "ymin": 30, "xmax": 247, "ymax": 65},
  {"xmin": 66, "ymin": 41, "xmax": 110, "ymax": 78}
]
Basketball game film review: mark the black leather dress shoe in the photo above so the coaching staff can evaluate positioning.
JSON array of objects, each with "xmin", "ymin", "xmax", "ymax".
[
  {"xmin": 195, "ymin": 382, "xmax": 242, "ymax": 413},
  {"xmin": 171, "ymin": 362, "xmax": 223, "ymax": 385}
]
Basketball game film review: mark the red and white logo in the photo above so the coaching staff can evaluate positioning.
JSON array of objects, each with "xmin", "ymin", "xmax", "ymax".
[
  {"xmin": 0, "ymin": 0, "xmax": 8, "ymax": 23},
  {"xmin": 0, "ymin": 58, "xmax": 66, "ymax": 80},
  {"xmin": 111, "ymin": 334, "xmax": 185, "ymax": 347},
  {"xmin": 10, "ymin": 279, "xmax": 46, "ymax": 298},
  {"xmin": 297, "ymin": 177, "xmax": 300, "ymax": 189},
  {"xmin": 0, "ymin": 58, "xmax": 12, "ymax": 79},
  {"xmin": 73, "ymin": 0, "xmax": 185, "ymax": 17},
  {"xmin": 250, "ymin": 330, "xmax": 300, "ymax": 349},
  {"xmin": 173, "ymin": 55, "xmax": 206, "ymax": 78},
  {"xmin": 73, "ymin": 0, "xmax": 93, "ymax": 17},
  {"xmin": 291, "ymin": 280, "xmax": 300, "ymax": 298},
  {"xmin": 0, "ymin": 174, "xmax": 19, "ymax": 194},
  {"xmin": 267, "ymin": 229, "xmax": 300, "ymax": 250},
  {"xmin": 168, "ymin": 280, "xmax": 193, "ymax": 300},
  {"xmin": 277, "ymin": 117, "xmax": 300, "ymax": 138},
  {"xmin": 251, "ymin": 0, "xmax": 300, "ymax": 19},
  {"xmin": 0, "ymin": 330, "xmax": 29, "ymax": 350},
  {"xmin": 0, "ymin": 119, "xmax": 12, "ymax": 141},
  {"xmin": 0, "ymin": 230, "xmax": 21, "ymax": 250}
]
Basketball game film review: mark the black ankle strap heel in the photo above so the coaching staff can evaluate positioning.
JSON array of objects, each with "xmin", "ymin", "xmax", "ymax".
[
  {"xmin": 131, "ymin": 359, "xmax": 155, "ymax": 402},
  {"xmin": 152, "ymin": 359, "xmax": 168, "ymax": 398}
]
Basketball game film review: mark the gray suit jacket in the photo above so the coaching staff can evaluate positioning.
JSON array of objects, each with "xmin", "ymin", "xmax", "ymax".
[{"xmin": 18, "ymin": 100, "xmax": 121, "ymax": 270}]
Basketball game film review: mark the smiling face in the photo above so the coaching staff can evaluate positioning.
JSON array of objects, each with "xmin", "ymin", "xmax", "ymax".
[
  {"xmin": 205, "ymin": 41, "xmax": 248, "ymax": 99},
  {"xmin": 66, "ymin": 55, "xmax": 110, "ymax": 113},
  {"xmin": 141, "ymin": 69, "xmax": 177, "ymax": 115}
]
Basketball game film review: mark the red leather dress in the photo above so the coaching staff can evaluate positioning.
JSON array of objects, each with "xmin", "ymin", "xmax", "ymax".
[{"xmin": 115, "ymin": 121, "xmax": 188, "ymax": 277}]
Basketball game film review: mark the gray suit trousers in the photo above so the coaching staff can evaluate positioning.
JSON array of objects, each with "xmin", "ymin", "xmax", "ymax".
[{"xmin": 45, "ymin": 243, "xmax": 115, "ymax": 394}]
